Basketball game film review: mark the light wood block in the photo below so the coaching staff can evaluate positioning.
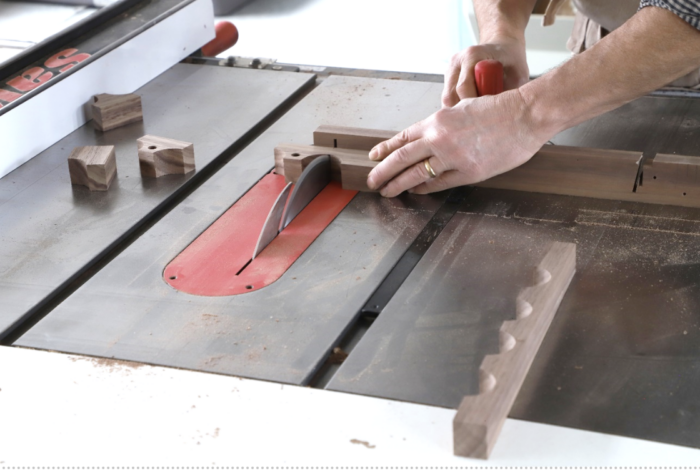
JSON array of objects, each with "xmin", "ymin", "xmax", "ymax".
[
  {"xmin": 137, "ymin": 135, "xmax": 195, "ymax": 178},
  {"xmin": 453, "ymin": 242, "xmax": 577, "ymax": 459},
  {"xmin": 91, "ymin": 93, "xmax": 143, "ymax": 132},
  {"xmin": 67, "ymin": 146, "xmax": 117, "ymax": 191}
]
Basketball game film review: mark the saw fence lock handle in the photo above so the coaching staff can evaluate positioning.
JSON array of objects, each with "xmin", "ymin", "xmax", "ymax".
[{"xmin": 474, "ymin": 60, "xmax": 504, "ymax": 97}]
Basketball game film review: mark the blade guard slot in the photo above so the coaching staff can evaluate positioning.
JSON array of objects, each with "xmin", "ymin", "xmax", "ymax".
[{"xmin": 164, "ymin": 173, "xmax": 357, "ymax": 296}]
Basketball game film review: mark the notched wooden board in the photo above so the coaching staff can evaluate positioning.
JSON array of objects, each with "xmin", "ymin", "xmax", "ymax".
[{"xmin": 453, "ymin": 241, "xmax": 577, "ymax": 459}]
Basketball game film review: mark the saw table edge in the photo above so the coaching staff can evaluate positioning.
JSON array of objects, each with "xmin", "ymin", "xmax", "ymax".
[{"xmin": 453, "ymin": 241, "xmax": 577, "ymax": 459}]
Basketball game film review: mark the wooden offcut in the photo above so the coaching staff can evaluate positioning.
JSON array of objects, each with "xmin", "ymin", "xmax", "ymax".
[
  {"xmin": 91, "ymin": 93, "xmax": 143, "ymax": 132},
  {"xmin": 137, "ymin": 135, "xmax": 195, "ymax": 178},
  {"xmin": 276, "ymin": 144, "xmax": 376, "ymax": 191},
  {"xmin": 453, "ymin": 242, "xmax": 576, "ymax": 459},
  {"xmin": 67, "ymin": 145, "xmax": 117, "ymax": 191}
]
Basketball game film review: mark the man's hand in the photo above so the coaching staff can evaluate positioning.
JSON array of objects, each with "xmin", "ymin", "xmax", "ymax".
[
  {"xmin": 442, "ymin": 39, "xmax": 529, "ymax": 107},
  {"xmin": 366, "ymin": 90, "xmax": 549, "ymax": 197}
]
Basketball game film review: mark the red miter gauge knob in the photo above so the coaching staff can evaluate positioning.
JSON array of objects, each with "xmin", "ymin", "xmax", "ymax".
[
  {"xmin": 201, "ymin": 21, "xmax": 239, "ymax": 57},
  {"xmin": 474, "ymin": 60, "xmax": 504, "ymax": 96}
]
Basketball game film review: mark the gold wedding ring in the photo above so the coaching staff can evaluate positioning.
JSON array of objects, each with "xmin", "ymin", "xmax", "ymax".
[{"xmin": 424, "ymin": 159, "xmax": 437, "ymax": 178}]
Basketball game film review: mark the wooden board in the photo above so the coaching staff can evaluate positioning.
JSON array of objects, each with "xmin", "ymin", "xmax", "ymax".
[
  {"xmin": 67, "ymin": 145, "xmax": 117, "ymax": 191},
  {"xmin": 281, "ymin": 126, "xmax": 700, "ymax": 209},
  {"xmin": 91, "ymin": 93, "xmax": 143, "ymax": 132},
  {"xmin": 313, "ymin": 125, "xmax": 395, "ymax": 151},
  {"xmin": 137, "ymin": 135, "xmax": 195, "ymax": 178},
  {"xmin": 453, "ymin": 241, "xmax": 577, "ymax": 459}
]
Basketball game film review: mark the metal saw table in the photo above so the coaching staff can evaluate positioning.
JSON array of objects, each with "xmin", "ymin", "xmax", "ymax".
[{"xmin": 2, "ymin": 13, "xmax": 700, "ymax": 463}]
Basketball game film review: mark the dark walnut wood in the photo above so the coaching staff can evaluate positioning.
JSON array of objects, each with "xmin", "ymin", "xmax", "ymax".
[{"xmin": 91, "ymin": 93, "xmax": 143, "ymax": 132}]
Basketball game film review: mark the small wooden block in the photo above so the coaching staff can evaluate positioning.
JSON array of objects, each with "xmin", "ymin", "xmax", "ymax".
[
  {"xmin": 275, "ymin": 144, "xmax": 376, "ymax": 192},
  {"xmin": 137, "ymin": 135, "xmax": 195, "ymax": 178},
  {"xmin": 91, "ymin": 93, "xmax": 143, "ymax": 132},
  {"xmin": 453, "ymin": 242, "xmax": 576, "ymax": 459},
  {"xmin": 67, "ymin": 146, "xmax": 117, "ymax": 191}
]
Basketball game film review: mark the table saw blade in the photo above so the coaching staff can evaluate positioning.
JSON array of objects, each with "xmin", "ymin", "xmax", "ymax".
[
  {"xmin": 280, "ymin": 155, "xmax": 331, "ymax": 230},
  {"xmin": 252, "ymin": 181, "xmax": 292, "ymax": 260}
]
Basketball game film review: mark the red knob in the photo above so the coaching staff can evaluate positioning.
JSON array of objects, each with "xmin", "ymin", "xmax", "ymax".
[
  {"xmin": 201, "ymin": 21, "xmax": 239, "ymax": 57},
  {"xmin": 474, "ymin": 60, "xmax": 504, "ymax": 97}
]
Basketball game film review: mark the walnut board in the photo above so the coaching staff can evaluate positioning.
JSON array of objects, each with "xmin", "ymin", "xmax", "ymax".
[
  {"xmin": 453, "ymin": 241, "xmax": 576, "ymax": 459},
  {"xmin": 276, "ymin": 126, "xmax": 700, "ymax": 209}
]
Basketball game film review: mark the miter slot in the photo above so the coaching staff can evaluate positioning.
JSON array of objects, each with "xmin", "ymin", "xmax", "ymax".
[{"xmin": 306, "ymin": 186, "xmax": 472, "ymax": 388}]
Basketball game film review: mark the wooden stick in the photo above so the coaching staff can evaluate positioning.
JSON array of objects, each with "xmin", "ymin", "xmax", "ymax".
[{"xmin": 453, "ymin": 242, "xmax": 576, "ymax": 459}]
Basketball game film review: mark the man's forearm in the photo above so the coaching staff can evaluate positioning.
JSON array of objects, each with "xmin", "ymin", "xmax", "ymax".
[
  {"xmin": 474, "ymin": 0, "xmax": 537, "ymax": 43},
  {"xmin": 520, "ymin": 6, "xmax": 700, "ymax": 140}
]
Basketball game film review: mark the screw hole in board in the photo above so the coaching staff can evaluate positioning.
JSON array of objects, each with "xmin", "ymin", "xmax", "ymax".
[
  {"xmin": 148, "ymin": 146, "xmax": 157, "ymax": 150},
  {"xmin": 291, "ymin": 153, "xmax": 300, "ymax": 157},
  {"xmin": 169, "ymin": 276, "xmax": 177, "ymax": 280},
  {"xmin": 246, "ymin": 285, "xmax": 254, "ymax": 290}
]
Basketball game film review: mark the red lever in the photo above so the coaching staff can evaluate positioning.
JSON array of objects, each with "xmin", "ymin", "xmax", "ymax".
[
  {"xmin": 201, "ymin": 21, "xmax": 239, "ymax": 57},
  {"xmin": 474, "ymin": 60, "xmax": 504, "ymax": 97}
]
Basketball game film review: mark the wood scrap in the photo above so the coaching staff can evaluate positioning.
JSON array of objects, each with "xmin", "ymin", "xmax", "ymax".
[
  {"xmin": 67, "ymin": 145, "xmax": 117, "ymax": 191},
  {"xmin": 137, "ymin": 135, "xmax": 195, "ymax": 178},
  {"xmin": 453, "ymin": 241, "xmax": 576, "ymax": 459},
  {"xmin": 275, "ymin": 144, "xmax": 376, "ymax": 192},
  {"xmin": 91, "ymin": 93, "xmax": 143, "ymax": 132}
]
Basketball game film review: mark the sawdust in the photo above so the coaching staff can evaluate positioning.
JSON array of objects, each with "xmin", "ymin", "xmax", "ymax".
[
  {"xmin": 68, "ymin": 355, "xmax": 145, "ymax": 374},
  {"xmin": 350, "ymin": 439, "xmax": 376, "ymax": 449}
]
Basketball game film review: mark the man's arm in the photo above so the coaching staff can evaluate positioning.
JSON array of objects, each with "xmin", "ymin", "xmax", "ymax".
[
  {"xmin": 367, "ymin": 6, "xmax": 700, "ymax": 198},
  {"xmin": 523, "ymin": 5, "xmax": 700, "ymax": 138},
  {"xmin": 442, "ymin": 0, "xmax": 536, "ymax": 106}
]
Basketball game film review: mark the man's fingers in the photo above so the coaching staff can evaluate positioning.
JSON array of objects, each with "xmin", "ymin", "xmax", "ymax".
[
  {"xmin": 367, "ymin": 138, "xmax": 433, "ymax": 191},
  {"xmin": 441, "ymin": 63, "xmax": 461, "ymax": 108},
  {"xmin": 379, "ymin": 157, "xmax": 447, "ymax": 198},
  {"xmin": 408, "ymin": 170, "xmax": 465, "ymax": 195},
  {"xmin": 368, "ymin": 124, "xmax": 420, "ymax": 162},
  {"xmin": 455, "ymin": 60, "xmax": 478, "ymax": 100}
]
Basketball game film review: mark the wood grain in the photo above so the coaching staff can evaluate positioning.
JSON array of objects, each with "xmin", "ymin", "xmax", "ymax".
[
  {"xmin": 453, "ymin": 242, "xmax": 576, "ymax": 459},
  {"xmin": 67, "ymin": 146, "xmax": 117, "ymax": 191},
  {"xmin": 91, "ymin": 93, "xmax": 143, "ymax": 132},
  {"xmin": 636, "ymin": 153, "xmax": 700, "ymax": 200},
  {"xmin": 313, "ymin": 125, "xmax": 395, "ymax": 151},
  {"xmin": 137, "ymin": 135, "xmax": 195, "ymax": 178}
]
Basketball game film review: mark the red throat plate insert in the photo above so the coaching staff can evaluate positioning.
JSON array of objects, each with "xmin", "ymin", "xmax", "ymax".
[{"xmin": 164, "ymin": 173, "xmax": 357, "ymax": 296}]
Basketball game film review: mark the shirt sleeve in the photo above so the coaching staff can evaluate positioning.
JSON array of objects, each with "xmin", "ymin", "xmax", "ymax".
[{"xmin": 639, "ymin": 0, "xmax": 700, "ymax": 30}]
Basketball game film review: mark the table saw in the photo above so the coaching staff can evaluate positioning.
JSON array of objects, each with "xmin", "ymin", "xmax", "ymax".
[{"xmin": 1, "ymin": 0, "xmax": 700, "ymax": 465}]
